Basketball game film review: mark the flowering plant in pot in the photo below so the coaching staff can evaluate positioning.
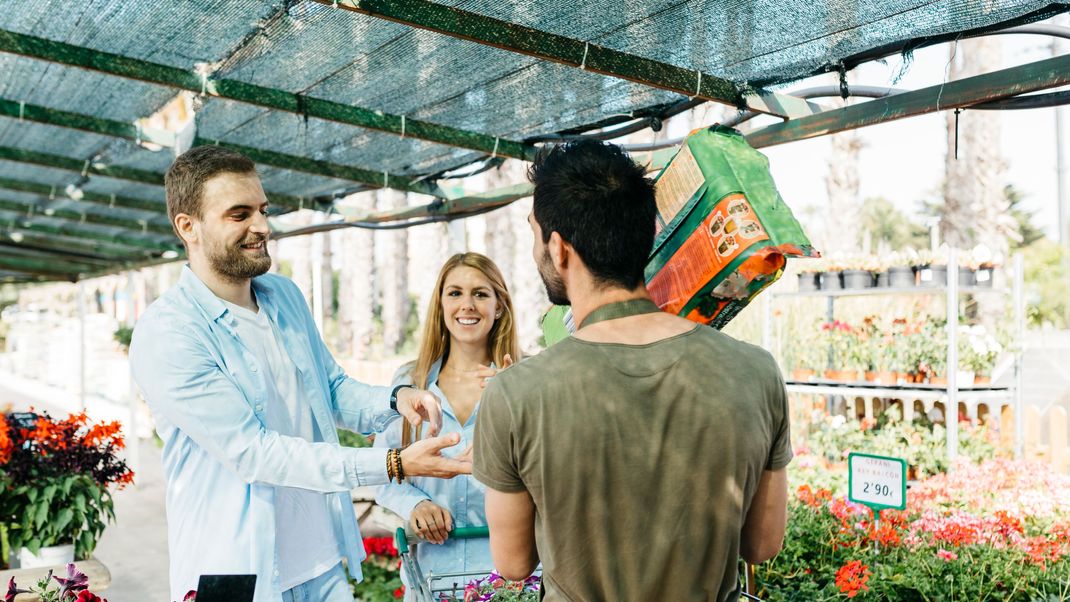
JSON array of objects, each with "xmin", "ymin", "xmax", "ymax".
[
  {"xmin": 959, "ymin": 325, "xmax": 1003, "ymax": 385},
  {"xmin": 440, "ymin": 572, "xmax": 540, "ymax": 602},
  {"xmin": 5, "ymin": 561, "xmax": 109, "ymax": 601},
  {"xmin": 0, "ymin": 411, "xmax": 133, "ymax": 568},
  {"xmin": 821, "ymin": 321, "xmax": 864, "ymax": 381},
  {"xmin": 349, "ymin": 536, "xmax": 403, "ymax": 601},
  {"xmin": 796, "ymin": 258, "xmax": 825, "ymax": 292}
]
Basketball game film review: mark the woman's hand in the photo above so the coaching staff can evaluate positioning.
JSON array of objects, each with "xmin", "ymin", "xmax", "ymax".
[
  {"xmin": 395, "ymin": 387, "xmax": 443, "ymax": 436},
  {"xmin": 476, "ymin": 354, "xmax": 514, "ymax": 389},
  {"xmin": 411, "ymin": 500, "xmax": 453, "ymax": 544}
]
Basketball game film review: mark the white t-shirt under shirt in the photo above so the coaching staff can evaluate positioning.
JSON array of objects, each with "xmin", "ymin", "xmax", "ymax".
[{"xmin": 222, "ymin": 299, "xmax": 341, "ymax": 591}]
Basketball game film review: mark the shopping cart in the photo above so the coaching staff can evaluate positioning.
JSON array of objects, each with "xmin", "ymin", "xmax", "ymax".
[{"xmin": 395, "ymin": 525, "xmax": 502, "ymax": 602}]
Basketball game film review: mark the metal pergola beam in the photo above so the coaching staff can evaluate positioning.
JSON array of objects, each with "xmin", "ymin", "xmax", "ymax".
[
  {"xmin": 0, "ymin": 28, "xmax": 536, "ymax": 162},
  {"xmin": 319, "ymin": 0, "xmax": 826, "ymax": 120},
  {"xmin": 0, "ymin": 226, "xmax": 157, "ymax": 259},
  {"xmin": 0, "ymin": 253, "xmax": 97, "ymax": 278},
  {"xmin": 0, "ymin": 98, "xmax": 440, "ymax": 196},
  {"xmin": 0, "ymin": 145, "xmax": 308, "ymax": 211},
  {"xmin": 745, "ymin": 53, "xmax": 1070, "ymax": 148},
  {"xmin": 0, "ymin": 176, "xmax": 164, "ymax": 213},
  {"xmin": 0, "ymin": 194, "xmax": 171, "ymax": 234},
  {"xmin": 0, "ymin": 241, "xmax": 116, "ymax": 268},
  {"xmin": 0, "ymin": 206, "xmax": 178, "ymax": 251}
]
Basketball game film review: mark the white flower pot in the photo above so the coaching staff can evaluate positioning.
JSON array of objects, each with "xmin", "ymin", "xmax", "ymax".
[
  {"xmin": 956, "ymin": 370, "xmax": 976, "ymax": 387},
  {"xmin": 12, "ymin": 543, "xmax": 74, "ymax": 569}
]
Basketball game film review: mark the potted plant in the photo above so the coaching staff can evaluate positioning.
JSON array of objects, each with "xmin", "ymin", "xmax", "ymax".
[
  {"xmin": 960, "ymin": 325, "xmax": 1003, "ymax": 386},
  {"xmin": 796, "ymin": 258, "xmax": 824, "ymax": 292},
  {"xmin": 841, "ymin": 256, "xmax": 875, "ymax": 290},
  {"xmin": 882, "ymin": 251, "xmax": 916, "ymax": 288},
  {"xmin": 914, "ymin": 248, "xmax": 948, "ymax": 288},
  {"xmin": 4, "ymin": 562, "xmax": 109, "ymax": 601},
  {"xmin": 450, "ymin": 573, "xmax": 541, "ymax": 602},
  {"xmin": 822, "ymin": 320, "xmax": 862, "ymax": 382},
  {"xmin": 821, "ymin": 257, "xmax": 846, "ymax": 291},
  {"xmin": 0, "ymin": 411, "xmax": 133, "ymax": 568}
]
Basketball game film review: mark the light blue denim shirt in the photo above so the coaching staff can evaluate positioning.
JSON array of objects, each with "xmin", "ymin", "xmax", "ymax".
[
  {"xmin": 375, "ymin": 358, "xmax": 493, "ymax": 593},
  {"xmin": 130, "ymin": 266, "xmax": 396, "ymax": 602}
]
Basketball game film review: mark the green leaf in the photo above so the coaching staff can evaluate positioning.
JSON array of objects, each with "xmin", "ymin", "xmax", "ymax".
[
  {"xmin": 33, "ymin": 500, "xmax": 49, "ymax": 532},
  {"xmin": 86, "ymin": 484, "xmax": 102, "ymax": 506},
  {"xmin": 61, "ymin": 476, "xmax": 76, "ymax": 496},
  {"xmin": 25, "ymin": 537, "xmax": 40, "ymax": 556},
  {"xmin": 41, "ymin": 483, "xmax": 58, "ymax": 505},
  {"xmin": 54, "ymin": 508, "xmax": 74, "ymax": 534},
  {"xmin": 78, "ymin": 530, "xmax": 94, "ymax": 559},
  {"xmin": 74, "ymin": 494, "xmax": 87, "ymax": 515},
  {"xmin": 26, "ymin": 488, "xmax": 37, "ymax": 504}
]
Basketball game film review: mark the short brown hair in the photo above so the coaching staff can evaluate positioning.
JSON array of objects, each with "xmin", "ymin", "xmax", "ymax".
[{"xmin": 165, "ymin": 145, "xmax": 257, "ymax": 239}]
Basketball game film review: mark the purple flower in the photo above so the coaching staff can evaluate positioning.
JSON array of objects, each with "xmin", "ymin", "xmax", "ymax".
[
  {"xmin": 182, "ymin": 590, "xmax": 197, "ymax": 601},
  {"xmin": 6, "ymin": 576, "xmax": 31, "ymax": 602},
  {"xmin": 53, "ymin": 563, "xmax": 89, "ymax": 598}
]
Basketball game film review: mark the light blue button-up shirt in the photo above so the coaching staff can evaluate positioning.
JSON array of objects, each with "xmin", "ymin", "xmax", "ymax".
[
  {"xmin": 130, "ymin": 266, "xmax": 396, "ymax": 602},
  {"xmin": 375, "ymin": 359, "xmax": 493, "ymax": 594}
]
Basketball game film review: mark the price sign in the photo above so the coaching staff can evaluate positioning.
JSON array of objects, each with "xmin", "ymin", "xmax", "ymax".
[{"xmin": 848, "ymin": 452, "xmax": 906, "ymax": 511}]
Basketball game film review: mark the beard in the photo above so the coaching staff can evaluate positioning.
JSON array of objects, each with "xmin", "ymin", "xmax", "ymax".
[
  {"xmin": 206, "ymin": 234, "xmax": 272, "ymax": 282},
  {"xmin": 537, "ymin": 248, "xmax": 570, "ymax": 306}
]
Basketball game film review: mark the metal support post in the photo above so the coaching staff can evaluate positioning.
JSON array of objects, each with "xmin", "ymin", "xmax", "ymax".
[
  {"xmin": 78, "ymin": 279, "xmax": 86, "ymax": 411},
  {"xmin": 1013, "ymin": 253, "xmax": 1025, "ymax": 458},
  {"xmin": 946, "ymin": 247, "xmax": 959, "ymax": 462}
]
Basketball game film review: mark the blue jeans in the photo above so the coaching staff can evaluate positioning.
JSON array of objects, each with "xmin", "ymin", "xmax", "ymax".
[{"xmin": 281, "ymin": 562, "xmax": 353, "ymax": 602}]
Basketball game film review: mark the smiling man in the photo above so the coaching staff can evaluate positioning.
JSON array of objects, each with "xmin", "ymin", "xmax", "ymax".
[{"xmin": 130, "ymin": 146, "xmax": 472, "ymax": 602}]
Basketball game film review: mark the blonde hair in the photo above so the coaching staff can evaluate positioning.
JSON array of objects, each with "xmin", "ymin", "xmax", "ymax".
[{"xmin": 411, "ymin": 252, "xmax": 522, "ymax": 390}]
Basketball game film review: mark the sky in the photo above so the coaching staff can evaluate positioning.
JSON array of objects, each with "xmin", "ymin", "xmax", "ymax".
[{"xmin": 666, "ymin": 27, "xmax": 1067, "ymax": 241}]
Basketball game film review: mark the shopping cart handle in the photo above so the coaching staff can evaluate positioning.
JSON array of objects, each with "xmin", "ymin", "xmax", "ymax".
[{"xmin": 399, "ymin": 524, "xmax": 490, "ymax": 547}]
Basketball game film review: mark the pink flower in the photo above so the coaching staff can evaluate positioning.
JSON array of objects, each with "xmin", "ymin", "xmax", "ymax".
[{"xmin": 937, "ymin": 549, "xmax": 957, "ymax": 562}]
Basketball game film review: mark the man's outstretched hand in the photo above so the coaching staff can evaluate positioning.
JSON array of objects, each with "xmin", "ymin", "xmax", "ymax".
[
  {"xmin": 400, "ymin": 432, "xmax": 473, "ymax": 478},
  {"xmin": 395, "ymin": 387, "xmax": 443, "ymax": 436}
]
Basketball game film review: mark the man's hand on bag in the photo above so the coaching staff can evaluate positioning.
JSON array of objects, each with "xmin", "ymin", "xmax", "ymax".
[
  {"xmin": 396, "ymin": 387, "xmax": 443, "ymax": 436},
  {"xmin": 400, "ymin": 432, "xmax": 473, "ymax": 478},
  {"xmin": 411, "ymin": 501, "xmax": 453, "ymax": 544}
]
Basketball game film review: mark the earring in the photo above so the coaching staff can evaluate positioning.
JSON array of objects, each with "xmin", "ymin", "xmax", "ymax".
[{"xmin": 495, "ymin": 311, "xmax": 503, "ymax": 319}]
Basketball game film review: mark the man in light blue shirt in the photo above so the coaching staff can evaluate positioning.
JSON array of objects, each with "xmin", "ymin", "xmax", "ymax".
[{"xmin": 130, "ymin": 146, "xmax": 472, "ymax": 602}]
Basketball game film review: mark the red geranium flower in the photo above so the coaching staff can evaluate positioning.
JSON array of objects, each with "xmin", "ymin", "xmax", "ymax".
[{"xmin": 835, "ymin": 560, "xmax": 870, "ymax": 598}]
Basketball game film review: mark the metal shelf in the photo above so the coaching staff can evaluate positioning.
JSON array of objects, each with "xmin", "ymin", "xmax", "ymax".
[
  {"xmin": 773, "ymin": 285, "xmax": 1003, "ymax": 299},
  {"xmin": 786, "ymin": 381, "xmax": 1014, "ymax": 403}
]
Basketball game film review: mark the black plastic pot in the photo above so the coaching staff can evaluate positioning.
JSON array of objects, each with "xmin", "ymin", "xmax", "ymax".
[
  {"xmin": 917, "ymin": 264, "xmax": 947, "ymax": 288},
  {"xmin": 974, "ymin": 267, "xmax": 994, "ymax": 287},
  {"xmin": 798, "ymin": 272, "xmax": 820, "ymax": 291},
  {"xmin": 842, "ymin": 269, "xmax": 875, "ymax": 289},
  {"xmin": 958, "ymin": 267, "xmax": 976, "ymax": 287},
  {"xmin": 886, "ymin": 266, "xmax": 915, "ymax": 288},
  {"xmin": 820, "ymin": 270, "xmax": 843, "ymax": 290}
]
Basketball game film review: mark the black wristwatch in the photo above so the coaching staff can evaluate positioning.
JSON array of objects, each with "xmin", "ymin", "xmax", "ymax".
[{"xmin": 390, "ymin": 384, "xmax": 416, "ymax": 412}]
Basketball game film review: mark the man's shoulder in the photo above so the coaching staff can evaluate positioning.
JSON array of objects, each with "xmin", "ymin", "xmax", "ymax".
[{"xmin": 685, "ymin": 326, "xmax": 779, "ymax": 372}]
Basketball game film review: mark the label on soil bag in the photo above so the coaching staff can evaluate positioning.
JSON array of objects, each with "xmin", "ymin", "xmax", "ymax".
[
  {"xmin": 647, "ymin": 193, "xmax": 770, "ymax": 315},
  {"xmin": 654, "ymin": 143, "xmax": 704, "ymax": 232},
  {"xmin": 849, "ymin": 452, "xmax": 906, "ymax": 510}
]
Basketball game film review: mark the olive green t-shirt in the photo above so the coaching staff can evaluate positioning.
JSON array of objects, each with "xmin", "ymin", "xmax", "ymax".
[{"xmin": 473, "ymin": 325, "xmax": 792, "ymax": 602}]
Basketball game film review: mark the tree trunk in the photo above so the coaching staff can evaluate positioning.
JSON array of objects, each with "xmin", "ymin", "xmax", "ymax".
[
  {"xmin": 338, "ymin": 193, "xmax": 377, "ymax": 359},
  {"xmin": 483, "ymin": 163, "xmax": 521, "ymax": 285},
  {"xmin": 942, "ymin": 37, "xmax": 1013, "ymax": 257},
  {"xmin": 824, "ymin": 75, "xmax": 863, "ymax": 256},
  {"xmin": 380, "ymin": 189, "xmax": 410, "ymax": 356},
  {"xmin": 320, "ymin": 226, "xmax": 334, "ymax": 329},
  {"xmin": 289, "ymin": 211, "xmax": 314, "ymax": 311}
]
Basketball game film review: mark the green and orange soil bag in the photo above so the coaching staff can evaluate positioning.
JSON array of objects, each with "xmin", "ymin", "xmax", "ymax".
[
  {"xmin": 541, "ymin": 125, "xmax": 816, "ymax": 345},
  {"xmin": 645, "ymin": 125, "xmax": 817, "ymax": 328}
]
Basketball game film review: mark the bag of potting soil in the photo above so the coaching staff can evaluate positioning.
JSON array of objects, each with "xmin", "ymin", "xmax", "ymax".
[
  {"xmin": 645, "ymin": 124, "xmax": 818, "ymax": 327},
  {"xmin": 540, "ymin": 125, "xmax": 817, "ymax": 344}
]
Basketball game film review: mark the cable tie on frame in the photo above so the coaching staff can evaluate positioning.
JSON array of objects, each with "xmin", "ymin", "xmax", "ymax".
[
  {"xmin": 382, "ymin": 170, "xmax": 389, "ymax": 188},
  {"xmin": 79, "ymin": 213, "xmax": 87, "ymax": 225},
  {"xmin": 400, "ymin": 115, "xmax": 406, "ymax": 138},
  {"xmin": 694, "ymin": 70, "xmax": 703, "ymax": 98},
  {"xmin": 26, "ymin": 204, "xmax": 34, "ymax": 218},
  {"xmin": 49, "ymin": 185, "xmax": 56, "ymax": 201},
  {"xmin": 110, "ymin": 194, "xmax": 116, "ymax": 208},
  {"xmin": 18, "ymin": 101, "xmax": 24, "ymax": 122},
  {"xmin": 580, "ymin": 42, "xmax": 590, "ymax": 70},
  {"xmin": 491, "ymin": 137, "xmax": 500, "ymax": 159},
  {"xmin": 81, "ymin": 159, "xmax": 90, "ymax": 178},
  {"xmin": 139, "ymin": 219, "xmax": 148, "ymax": 234}
]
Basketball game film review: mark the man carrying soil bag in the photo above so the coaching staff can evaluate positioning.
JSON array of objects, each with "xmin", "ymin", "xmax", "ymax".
[{"xmin": 474, "ymin": 139, "xmax": 793, "ymax": 602}]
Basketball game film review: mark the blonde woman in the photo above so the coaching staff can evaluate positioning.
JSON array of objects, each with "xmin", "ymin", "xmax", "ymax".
[{"xmin": 375, "ymin": 252, "xmax": 520, "ymax": 598}]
